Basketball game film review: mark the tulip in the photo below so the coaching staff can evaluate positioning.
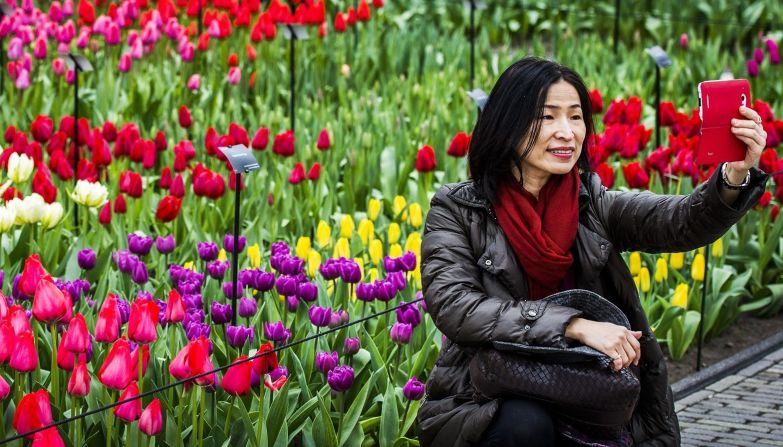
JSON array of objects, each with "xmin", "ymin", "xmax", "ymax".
[
  {"xmin": 308, "ymin": 306, "xmax": 332, "ymax": 327},
  {"xmin": 0, "ymin": 207, "xmax": 15, "ymax": 232},
  {"xmin": 639, "ymin": 267, "xmax": 651, "ymax": 293},
  {"xmin": 32, "ymin": 278, "xmax": 67, "ymax": 323},
  {"xmin": 222, "ymin": 355, "xmax": 252, "ymax": 395},
  {"xmin": 327, "ymin": 365, "xmax": 354, "ymax": 392},
  {"xmin": 670, "ymin": 252, "xmax": 684, "ymax": 270},
  {"xmin": 0, "ymin": 375, "xmax": 9, "ymax": 400},
  {"xmin": 128, "ymin": 299, "xmax": 159, "ymax": 344},
  {"xmin": 188, "ymin": 337, "xmax": 215, "ymax": 386},
  {"xmin": 76, "ymin": 248, "xmax": 96, "ymax": 270},
  {"xmin": 408, "ymin": 203, "xmax": 423, "ymax": 228},
  {"xmin": 165, "ymin": 290, "xmax": 186, "ymax": 323},
  {"xmin": 224, "ymin": 233, "xmax": 246, "ymax": 253},
  {"xmin": 344, "ymin": 337, "xmax": 361, "ymax": 356},
  {"xmin": 131, "ymin": 261, "xmax": 149, "ymax": 285},
  {"xmin": 95, "ymin": 295, "xmax": 121, "ymax": 343},
  {"xmin": 629, "ymin": 252, "xmax": 641, "ymax": 275},
  {"xmin": 71, "ymin": 180, "xmax": 109, "ymax": 207},
  {"xmin": 139, "ymin": 398, "xmax": 163, "ymax": 436},
  {"xmin": 334, "ymin": 12, "xmax": 347, "ymax": 32},
  {"xmin": 403, "ymin": 376, "xmax": 426, "ymax": 401},
  {"xmin": 13, "ymin": 390, "xmax": 54, "ymax": 439},
  {"xmin": 315, "ymin": 351, "xmax": 338, "ymax": 374},
  {"xmin": 156, "ymin": 235, "xmax": 176, "ymax": 254},
  {"xmin": 316, "ymin": 220, "xmax": 331, "ymax": 247},
  {"xmin": 8, "ymin": 152, "xmax": 34, "ymax": 183},
  {"xmin": 390, "ymin": 322, "xmax": 413, "ymax": 344},
  {"xmin": 252, "ymin": 342, "xmax": 278, "ymax": 375},
  {"xmin": 10, "ymin": 330, "xmax": 38, "ymax": 372},
  {"xmin": 672, "ymin": 284, "xmax": 689, "ymax": 308},
  {"xmin": 415, "ymin": 145, "xmax": 436, "ymax": 172},
  {"xmin": 128, "ymin": 233, "xmax": 154, "ymax": 256},
  {"xmin": 297, "ymin": 281, "xmax": 318, "ymax": 302},
  {"xmin": 396, "ymin": 301, "xmax": 422, "ymax": 327},
  {"xmin": 263, "ymin": 321, "xmax": 291, "ymax": 343},
  {"xmin": 227, "ymin": 66, "xmax": 241, "ymax": 85},
  {"xmin": 316, "ymin": 129, "xmax": 331, "ymax": 150},
  {"xmin": 114, "ymin": 382, "xmax": 142, "ymax": 422},
  {"xmin": 339, "ymin": 261, "xmax": 362, "ymax": 284},
  {"xmin": 711, "ymin": 238, "xmax": 723, "ymax": 258},
  {"xmin": 130, "ymin": 344, "xmax": 150, "ymax": 378},
  {"xmin": 691, "ymin": 253, "xmax": 705, "ymax": 282},
  {"xmin": 67, "ymin": 360, "xmax": 90, "ymax": 397},
  {"xmin": 19, "ymin": 254, "xmax": 51, "ymax": 298},
  {"xmin": 178, "ymin": 106, "xmax": 192, "ymax": 129},
  {"xmin": 272, "ymin": 130, "xmax": 295, "ymax": 157},
  {"xmin": 654, "ymin": 258, "xmax": 668, "ymax": 283},
  {"xmin": 63, "ymin": 313, "xmax": 89, "ymax": 353},
  {"xmin": 98, "ymin": 202, "xmax": 112, "ymax": 224},
  {"xmin": 187, "ymin": 74, "xmax": 200, "ymax": 91},
  {"xmin": 447, "ymin": 131, "xmax": 471, "ymax": 157},
  {"xmin": 198, "ymin": 242, "xmax": 219, "ymax": 261},
  {"xmin": 679, "ymin": 33, "xmax": 689, "ymax": 49},
  {"xmin": 211, "ymin": 302, "xmax": 232, "ymax": 325},
  {"xmin": 0, "ymin": 320, "xmax": 14, "ymax": 363},
  {"xmin": 98, "ymin": 338, "xmax": 133, "ymax": 390},
  {"xmin": 156, "ymin": 195, "xmax": 182, "ymax": 223},
  {"xmin": 238, "ymin": 298, "xmax": 257, "ymax": 318},
  {"xmin": 226, "ymin": 325, "xmax": 254, "ymax": 348},
  {"xmin": 15, "ymin": 69, "xmax": 31, "ymax": 90},
  {"xmin": 747, "ymin": 59, "xmax": 759, "ymax": 77}
]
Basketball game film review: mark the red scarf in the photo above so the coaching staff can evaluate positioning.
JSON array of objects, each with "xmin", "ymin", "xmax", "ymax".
[{"xmin": 494, "ymin": 169, "xmax": 580, "ymax": 300}]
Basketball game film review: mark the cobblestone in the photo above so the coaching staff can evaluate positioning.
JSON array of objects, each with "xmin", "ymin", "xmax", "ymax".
[{"xmin": 676, "ymin": 345, "xmax": 783, "ymax": 446}]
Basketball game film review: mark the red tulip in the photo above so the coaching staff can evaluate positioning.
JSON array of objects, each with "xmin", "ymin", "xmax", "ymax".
[
  {"xmin": 264, "ymin": 374, "xmax": 287, "ymax": 392},
  {"xmin": 32, "ymin": 278, "xmax": 67, "ymax": 323},
  {"xmin": 156, "ymin": 195, "xmax": 183, "ymax": 223},
  {"xmin": 114, "ymin": 193, "xmax": 127, "ymax": 214},
  {"xmin": 99, "ymin": 201, "xmax": 112, "ymax": 225},
  {"xmin": 347, "ymin": 6, "xmax": 357, "ymax": 25},
  {"xmin": 130, "ymin": 344, "xmax": 150, "ymax": 377},
  {"xmin": 91, "ymin": 132, "xmax": 113, "ymax": 167},
  {"xmin": 78, "ymin": 0, "xmax": 95, "ymax": 24},
  {"xmin": 245, "ymin": 44, "xmax": 257, "ymax": 62},
  {"xmin": 12, "ymin": 390, "xmax": 54, "ymax": 440},
  {"xmin": 139, "ymin": 399, "xmax": 163, "ymax": 435},
  {"xmin": 178, "ymin": 106, "xmax": 192, "ymax": 129},
  {"xmin": 273, "ymin": 130, "xmax": 295, "ymax": 157},
  {"xmin": 372, "ymin": 0, "xmax": 383, "ymax": 7},
  {"xmin": 758, "ymin": 191, "xmax": 772, "ymax": 208},
  {"xmin": 160, "ymin": 167, "xmax": 173, "ymax": 189},
  {"xmin": 32, "ymin": 428, "xmax": 65, "ymax": 447},
  {"xmin": 415, "ymin": 145, "xmax": 436, "ymax": 172},
  {"xmin": 589, "ymin": 89, "xmax": 603, "ymax": 114},
  {"xmin": 622, "ymin": 162, "xmax": 650, "ymax": 189},
  {"xmin": 3, "ymin": 125, "xmax": 16, "ymax": 144},
  {"xmin": 114, "ymin": 382, "xmax": 142, "ymax": 422},
  {"xmin": 95, "ymin": 294, "xmax": 121, "ymax": 343},
  {"xmin": 127, "ymin": 298, "xmax": 159, "ymax": 344},
  {"xmin": 32, "ymin": 169, "xmax": 57, "ymax": 203},
  {"xmin": 447, "ymin": 132, "xmax": 470, "ymax": 157},
  {"xmin": 334, "ymin": 11, "xmax": 346, "ymax": 32},
  {"xmin": 251, "ymin": 127, "xmax": 269, "ymax": 150},
  {"xmin": 222, "ymin": 356, "xmax": 252, "ymax": 396},
  {"xmin": 57, "ymin": 333, "xmax": 87, "ymax": 371},
  {"xmin": 20, "ymin": 254, "xmax": 52, "ymax": 298},
  {"xmin": 188, "ymin": 337, "xmax": 215, "ymax": 386},
  {"xmin": 63, "ymin": 313, "xmax": 89, "ymax": 353},
  {"xmin": 772, "ymin": 204, "xmax": 780, "ymax": 222},
  {"xmin": 142, "ymin": 142, "xmax": 157, "ymax": 169},
  {"xmin": 624, "ymin": 97, "xmax": 642, "ymax": 125},
  {"xmin": 288, "ymin": 162, "xmax": 305, "ymax": 184},
  {"xmin": 659, "ymin": 101, "xmax": 677, "ymax": 127},
  {"xmin": 98, "ymin": 338, "xmax": 133, "ymax": 390},
  {"xmin": 602, "ymin": 99, "xmax": 625, "ymax": 125},
  {"xmin": 316, "ymin": 128, "xmax": 330, "ymax": 150},
  {"xmin": 308, "ymin": 163, "xmax": 321, "ymax": 181},
  {"xmin": 252, "ymin": 342, "xmax": 278, "ymax": 375},
  {"xmin": 227, "ymin": 52, "xmax": 238, "ymax": 67},
  {"xmin": 161, "ymin": 290, "xmax": 185, "ymax": 325},
  {"xmin": 228, "ymin": 123, "xmax": 250, "ymax": 146},
  {"xmin": 7, "ymin": 305, "xmax": 32, "ymax": 335},
  {"xmin": 103, "ymin": 121, "xmax": 117, "ymax": 142},
  {"xmin": 169, "ymin": 343, "xmax": 192, "ymax": 380},
  {"xmin": 10, "ymin": 331, "xmax": 38, "ymax": 372},
  {"xmin": 67, "ymin": 360, "xmax": 90, "ymax": 397},
  {"xmin": 357, "ymin": 0, "xmax": 370, "ymax": 21},
  {"xmin": 0, "ymin": 320, "xmax": 15, "ymax": 363},
  {"xmin": 120, "ymin": 171, "xmax": 143, "ymax": 198},
  {"xmin": 30, "ymin": 115, "xmax": 54, "ymax": 143}
]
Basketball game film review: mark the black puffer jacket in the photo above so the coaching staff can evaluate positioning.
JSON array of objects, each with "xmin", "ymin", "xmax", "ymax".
[{"xmin": 417, "ymin": 167, "xmax": 768, "ymax": 446}]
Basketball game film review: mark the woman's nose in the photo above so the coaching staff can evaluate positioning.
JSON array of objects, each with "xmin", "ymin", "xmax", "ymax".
[{"xmin": 553, "ymin": 118, "xmax": 575, "ymax": 140}]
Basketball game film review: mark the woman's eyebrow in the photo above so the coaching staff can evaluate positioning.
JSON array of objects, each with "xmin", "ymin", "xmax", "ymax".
[{"xmin": 543, "ymin": 104, "xmax": 582, "ymax": 110}]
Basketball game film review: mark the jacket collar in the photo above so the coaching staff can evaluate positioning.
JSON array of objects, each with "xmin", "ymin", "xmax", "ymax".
[{"xmin": 447, "ymin": 176, "xmax": 592, "ymax": 214}]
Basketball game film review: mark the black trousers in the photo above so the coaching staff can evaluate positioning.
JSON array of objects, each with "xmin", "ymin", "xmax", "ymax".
[{"xmin": 477, "ymin": 398, "xmax": 576, "ymax": 447}]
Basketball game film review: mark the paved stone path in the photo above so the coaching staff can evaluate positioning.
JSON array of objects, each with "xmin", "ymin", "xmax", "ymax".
[{"xmin": 675, "ymin": 346, "xmax": 783, "ymax": 446}]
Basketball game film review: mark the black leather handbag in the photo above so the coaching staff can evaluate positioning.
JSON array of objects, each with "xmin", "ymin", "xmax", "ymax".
[{"xmin": 469, "ymin": 289, "xmax": 641, "ymax": 428}]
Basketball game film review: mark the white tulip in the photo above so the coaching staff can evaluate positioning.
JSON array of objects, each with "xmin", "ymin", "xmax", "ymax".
[
  {"xmin": 0, "ymin": 206, "xmax": 16, "ymax": 232},
  {"xmin": 17, "ymin": 193, "xmax": 46, "ymax": 224},
  {"xmin": 71, "ymin": 180, "xmax": 109, "ymax": 208},
  {"xmin": 8, "ymin": 152, "xmax": 34, "ymax": 183},
  {"xmin": 41, "ymin": 202, "xmax": 64, "ymax": 229}
]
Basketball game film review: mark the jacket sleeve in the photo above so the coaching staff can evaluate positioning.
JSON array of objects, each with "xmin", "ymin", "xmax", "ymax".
[
  {"xmin": 421, "ymin": 186, "xmax": 582, "ymax": 348},
  {"xmin": 592, "ymin": 165, "xmax": 769, "ymax": 253}
]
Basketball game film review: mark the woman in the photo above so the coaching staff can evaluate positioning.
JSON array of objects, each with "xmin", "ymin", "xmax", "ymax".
[{"xmin": 417, "ymin": 57, "xmax": 768, "ymax": 446}]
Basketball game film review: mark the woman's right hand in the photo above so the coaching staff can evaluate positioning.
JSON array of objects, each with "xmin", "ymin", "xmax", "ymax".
[{"xmin": 565, "ymin": 318, "xmax": 642, "ymax": 371}]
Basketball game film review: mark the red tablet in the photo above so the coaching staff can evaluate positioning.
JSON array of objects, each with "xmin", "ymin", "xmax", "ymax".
[{"xmin": 696, "ymin": 79, "xmax": 751, "ymax": 165}]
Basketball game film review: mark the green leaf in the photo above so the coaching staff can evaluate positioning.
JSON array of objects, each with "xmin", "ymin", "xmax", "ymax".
[
  {"xmin": 267, "ymin": 386, "xmax": 289, "ymax": 447},
  {"xmin": 288, "ymin": 395, "xmax": 319, "ymax": 439},
  {"xmin": 340, "ymin": 369, "xmax": 381, "ymax": 446},
  {"xmin": 312, "ymin": 396, "xmax": 339, "ymax": 447},
  {"xmin": 379, "ymin": 386, "xmax": 399, "ymax": 447}
]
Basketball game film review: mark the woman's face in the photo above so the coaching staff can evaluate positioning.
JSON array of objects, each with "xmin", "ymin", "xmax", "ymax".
[{"xmin": 517, "ymin": 80, "xmax": 586, "ymax": 182}]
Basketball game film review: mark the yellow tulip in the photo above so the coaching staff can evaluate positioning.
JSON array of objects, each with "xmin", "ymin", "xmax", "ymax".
[
  {"xmin": 183, "ymin": 261, "xmax": 195, "ymax": 271},
  {"xmin": 669, "ymin": 252, "xmax": 684, "ymax": 270},
  {"xmin": 354, "ymin": 257, "xmax": 365, "ymax": 280},
  {"xmin": 408, "ymin": 202, "xmax": 423, "ymax": 229},
  {"xmin": 296, "ymin": 237, "xmax": 312, "ymax": 260},
  {"xmin": 307, "ymin": 250, "xmax": 321, "ymax": 277},
  {"xmin": 358, "ymin": 219, "xmax": 374, "ymax": 245},
  {"xmin": 633, "ymin": 275, "xmax": 640, "ymax": 289},
  {"xmin": 629, "ymin": 252, "xmax": 641, "ymax": 276},
  {"xmin": 691, "ymin": 253, "xmax": 705, "ymax": 282},
  {"xmin": 671, "ymin": 283, "xmax": 689, "ymax": 308},
  {"xmin": 369, "ymin": 239, "xmax": 383, "ymax": 265},
  {"xmin": 247, "ymin": 243, "xmax": 261, "ymax": 268},
  {"xmin": 316, "ymin": 220, "xmax": 332, "ymax": 248},
  {"xmin": 654, "ymin": 258, "xmax": 668, "ymax": 283},
  {"xmin": 368, "ymin": 268, "xmax": 379, "ymax": 282},
  {"xmin": 639, "ymin": 267, "xmax": 651, "ymax": 292},
  {"xmin": 393, "ymin": 195, "xmax": 406, "ymax": 218},
  {"xmin": 405, "ymin": 232, "xmax": 422, "ymax": 256},
  {"xmin": 389, "ymin": 243, "xmax": 403, "ymax": 258},
  {"xmin": 333, "ymin": 237, "xmax": 350, "ymax": 258},
  {"xmin": 368, "ymin": 198, "xmax": 381, "ymax": 221},
  {"xmin": 412, "ymin": 268, "xmax": 422, "ymax": 289},
  {"xmin": 340, "ymin": 215, "xmax": 355, "ymax": 239},
  {"xmin": 711, "ymin": 238, "xmax": 723, "ymax": 258},
  {"xmin": 218, "ymin": 249, "xmax": 227, "ymax": 262},
  {"xmin": 697, "ymin": 247, "xmax": 705, "ymax": 255},
  {"xmin": 388, "ymin": 223, "xmax": 401, "ymax": 244}
]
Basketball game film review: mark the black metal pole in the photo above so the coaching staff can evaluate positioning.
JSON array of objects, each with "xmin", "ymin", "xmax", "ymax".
[
  {"xmin": 290, "ymin": 35, "xmax": 295, "ymax": 133},
  {"xmin": 231, "ymin": 171, "xmax": 241, "ymax": 326},
  {"xmin": 470, "ymin": 0, "xmax": 475, "ymax": 87},
  {"xmin": 613, "ymin": 0, "xmax": 620, "ymax": 55},
  {"xmin": 73, "ymin": 69, "xmax": 79, "ymax": 228},
  {"xmin": 696, "ymin": 245, "xmax": 709, "ymax": 371},
  {"xmin": 655, "ymin": 65, "xmax": 660, "ymax": 149}
]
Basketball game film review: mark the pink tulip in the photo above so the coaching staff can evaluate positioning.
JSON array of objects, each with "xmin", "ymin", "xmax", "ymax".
[
  {"xmin": 33, "ymin": 37, "xmax": 47, "ymax": 60},
  {"xmin": 114, "ymin": 382, "xmax": 142, "ymax": 422},
  {"xmin": 180, "ymin": 41, "xmax": 194, "ymax": 62},
  {"xmin": 7, "ymin": 305, "xmax": 32, "ymax": 336},
  {"xmin": 187, "ymin": 74, "xmax": 200, "ymax": 91},
  {"xmin": 98, "ymin": 338, "xmax": 133, "ymax": 390},
  {"xmin": 95, "ymin": 294, "xmax": 121, "ymax": 343},
  {"xmin": 0, "ymin": 320, "xmax": 15, "ymax": 363},
  {"xmin": 22, "ymin": 0, "xmax": 33, "ymax": 13},
  {"xmin": 767, "ymin": 38, "xmax": 780, "ymax": 65},
  {"xmin": 165, "ymin": 290, "xmax": 186, "ymax": 323},
  {"xmin": 57, "ymin": 333, "xmax": 87, "ymax": 371},
  {"xmin": 127, "ymin": 298, "xmax": 159, "ymax": 344},
  {"xmin": 49, "ymin": 1, "xmax": 64, "ymax": 22},
  {"xmin": 67, "ymin": 360, "xmax": 90, "ymax": 397},
  {"xmin": 93, "ymin": 16, "xmax": 109, "ymax": 34},
  {"xmin": 32, "ymin": 278, "xmax": 67, "ymax": 324},
  {"xmin": 139, "ymin": 399, "xmax": 163, "ymax": 435},
  {"xmin": 32, "ymin": 428, "xmax": 65, "ymax": 447},
  {"xmin": 679, "ymin": 33, "xmax": 688, "ymax": 49},
  {"xmin": 52, "ymin": 58, "xmax": 65, "ymax": 76},
  {"xmin": 63, "ymin": 0, "xmax": 74, "ymax": 15},
  {"xmin": 141, "ymin": 22, "xmax": 159, "ymax": 45},
  {"xmin": 130, "ymin": 40, "xmax": 143, "ymax": 59},
  {"xmin": 118, "ymin": 53, "xmax": 132, "ymax": 72},
  {"xmin": 57, "ymin": 42, "xmax": 69, "ymax": 54},
  {"xmin": 0, "ymin": 375, "xmax": 10, "ymax": 400},
  {"xmin": 208, "ymin": 20, "xmax": 220, "ymax": 37},
  {"xmin": 105, "ymin": 22, "xmax": 120, "ymax": 46},
  {"xmin": 7, "ymin": 37, "xmax": 23, "ymax": 60},
  {"xmin": 63, "ymin": 313, "xmax": 89, "ymax": 353},
  {"xmin": 227, "ymin": 67, "xmax": 241, "ymax": 85},
  {"xmin": 76, "ymin": 30, "xmax": 90, "ymax": 49},
  {"xmin": 65, "ymin": 69, "xmax": 75, "ymax": 84},
  {"xmin": 10, "ymin": 331, "xmax": 38, "ymax": 372}
]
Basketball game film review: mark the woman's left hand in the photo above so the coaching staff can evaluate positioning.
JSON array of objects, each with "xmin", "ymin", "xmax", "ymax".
[{"xmin": 727, "ymin": 106, "xmax": 766, "ymax": 180}]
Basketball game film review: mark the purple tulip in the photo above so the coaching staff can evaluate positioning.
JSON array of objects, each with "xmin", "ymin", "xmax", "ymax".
[
  {"xmin": 224, "ymin": 233, "xmax": 246, "ymax": 253},
  {"xmin": 198, "ymin": 242, "xmax": 219, "ymax": 262},
  {"xmin": 13, "ymin": 274, "xmax": 30, "ymax": 301},
  {"xmin": 315, "ymin": 351, "xmax": 339, "ymax": 374},
  {"xmin": 179, "ymin": 281, "xmax": 201, "ymax": 296},
  {"xmin": 355, "ymin": 282, "xmax": 376, "ymax": 302},
  {"xmin": 374, "ymin": 280, "xmax": 397, "ymax": 302},
  {"xmin": 269, "ymin": 366, "xmax": 288, "ymax": 382},
  {"xmin": 117, "ymin": 298, "xmax": 131, "ymax": 324},
  {"xmin": 343, "ymin": 337, "xmax": 361, "ymax": 356},
  {"xmin": 387, "ymin": 272, "xmax": 406, "ymax": 292},
  {"xmin": 275, "ymin": 275, "xmax": 297, "ymax": 296},
  {"xmin": 328, "ymin": 309, "xmax": 349, "ymax": 328},
  {"xmin": 270, "ymin": 254, "xmax": 286, "ymax": 272},
  {"xmin": 255, "ymin": 271, "xmax": 276, "ymax": 292},
  {"xmin": 327, "ymin": 365, "xmax": 355, "ymax": 392},
  {"xmin": 286, "ymin": 295, "xmax": 299, "ymax": 312},
  {"xmin": 186, "ymin": 322, "xmax": 211, "ymax": 340},
  {"xmin": 297, "ymin": 282, "xmax": 318, "ymax": 302},
  {"xmin": 238, "ymin": 298, "xmax": 257, "ymax": 318},
  {"xmin": 318, "ymin": 259, "xmax": 342, "ymax": 280},
  {"xmin": 747, "ymin": 59, "xmax": 759, "ymax": 77},
  {"xmin": 339, "ymin": 261, "xmax": 362, "ymax": 284},
  {"xmin": 280, "ymin": 257, "xmax": 305, "ymax": 276},
  {"xmin": 226, "ymin": 325, "xmax": 254, "ymax": 348},
  {"xmin": 183, "ymin": 309, "xmax": 206, "ymax": 328},
  {"xmin": 156, "ymin": 235, "xmax": 176, "ymax": 254},
  {"xmin": 77, "ymin": 248, "xmax": 96, "ymax": 270},
  {"xmin": 113, "ymin": 249, "xmax": 138, "ymax": 273},
  {"xmin": 400, "ymin": 252, "xmax": 417, "ymax": 271},
  {"xmin": 417, "ymin": 291, "xmax": 428, "ymax": 313},
  {"xmin": 390, "ymin": 322, "xmax": 413, "ymax": 344},
  {"xmin": 211, "ymin": 302, "xmax": 233, "ymax": 325},
  {"xmin": 403, "ymin": 376, "xmax": 425, "ymax": 400},
  {"xmin": 263, "ymin": 321, "xmax": 291, "ymax": 343},
  {"xmin": 396, "ymin": 301, "xmax": 422, "ymax": 327},
  {"xmin": 131, "ymin": 261, "xmax": 149, "ymax": 284},
  {"xmin": 128, "ymin": 233, "xmax": 154, "ymax": 256},
  {"xmin": 270, "ymin": 242, "xmax": 290, "ymax": 256},
  {"xmin": 207, "ymin": 260, "xmax": 230, "ymax": 280},
  {"xmin": 309, "ymin": 306, "xmax": 332, "ymax": 328},
  {"xmin": 223, "ymin": 281, "xmax": 244, "ymax": 299},
  {"xmin": 754, "ymin": 47, "xmax": 765, "ymax": 64},
  {"xmin": 383, "ymin": 256, "xmax": 398, "ymax": 272},
  {"xmin": 767, "ymin": 38, "xmax": 780, "ymax": 65}
]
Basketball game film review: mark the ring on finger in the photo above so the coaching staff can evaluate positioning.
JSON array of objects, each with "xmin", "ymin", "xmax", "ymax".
[{"xmin": 610, "ymin": 352, "xmax": 622, "ymax": 361}]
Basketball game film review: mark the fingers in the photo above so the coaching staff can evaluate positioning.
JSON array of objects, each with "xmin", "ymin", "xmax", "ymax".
[
  {"xmin": 731, "ymin": 126, "xmax": 766, "ymax": 148},
  {"xmin": 739, "ymin": 106, "xmax": 762, "ymax": 123},
  {"xmin": 627, "ymin": 333, "xmax": 641, "ymax": 366}
]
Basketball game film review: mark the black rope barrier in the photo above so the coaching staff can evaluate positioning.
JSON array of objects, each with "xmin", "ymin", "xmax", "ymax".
[{"xmin": 0, "ymin": 297, "xmax": 425, "ymax": 444}]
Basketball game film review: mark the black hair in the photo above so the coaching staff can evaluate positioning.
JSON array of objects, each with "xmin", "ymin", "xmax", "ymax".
[{"xmin": 468, "ymin": 56, "xmax": 595, "ymax": 203}]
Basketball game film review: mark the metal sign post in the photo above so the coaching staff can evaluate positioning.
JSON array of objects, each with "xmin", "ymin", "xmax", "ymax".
[
  {"xmin": 281, "ymin": 24, "xmax": 308, "ymax": 133},
  {"xmin": 645, "ymin": 46, "xmax": 672, "ymax": 149},
  {"xmin": 64, "ymin": 53, "xmax": 93, "ymax": 228}
]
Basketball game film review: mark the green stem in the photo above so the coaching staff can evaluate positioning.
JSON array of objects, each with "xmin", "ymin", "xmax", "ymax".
[
  {"xmin": 168, "ymin": 325, "xmax": 176, "ymax": 407},
  {"xmin": 106, "ymin": 390, "xmax": 114, "ymax": 447},
  {"xmin": 177, "ymin": 388, "xmax": 186, "ymax": 447},
  {"xmin": 256, "ymin": 390, "xmax": 263, "ymax": 447},
  {"xmin": 191, "ymin": 388, "xmax": 198, "ymax": 445},
  {"xmin": 51, "ymin": 323, "xmax": 59, "ymax": 414},
  {"xmin": 199, "ymin": 388, "xmax": 205, "ymax": 447},
  {"xmin": 224, "ymin": 396, "xmax": 235, "ymax": 436}
]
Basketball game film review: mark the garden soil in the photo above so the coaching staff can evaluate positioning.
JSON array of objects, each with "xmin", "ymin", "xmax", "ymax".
[{"xmin": 665, "ymin": 312, "xmax": 783, "ymax": 383}]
